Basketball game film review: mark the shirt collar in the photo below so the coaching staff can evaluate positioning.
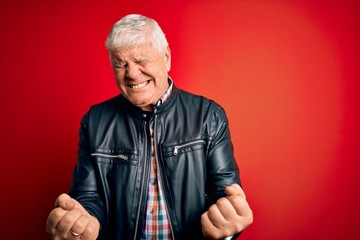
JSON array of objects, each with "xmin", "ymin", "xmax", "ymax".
[{"xmin": 155, "ymin": 77, "xmax": 173, "ymax": 107}]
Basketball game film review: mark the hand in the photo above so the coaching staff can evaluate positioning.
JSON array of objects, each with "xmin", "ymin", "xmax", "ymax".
[
  {"xmin": 46, "ymin": 193, "xmax": 100, "ymax": 240},
  {"xmin": 201, "ymin": 184, "xmax": 253, "ymax": 239}
]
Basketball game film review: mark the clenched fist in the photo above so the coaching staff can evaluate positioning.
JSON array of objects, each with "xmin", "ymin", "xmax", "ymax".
[
  {"xmin": 46, "ymin": 193, "xmax": 100, "ymax": 240},
  {"xmin": 201, "ymin": 184, "xmax": 253, "ymax": 239}
]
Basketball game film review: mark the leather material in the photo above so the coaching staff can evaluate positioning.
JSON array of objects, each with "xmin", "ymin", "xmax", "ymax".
[{"xmin": 69, "ymin": 85, "xmax": 240, "ymax": 240}]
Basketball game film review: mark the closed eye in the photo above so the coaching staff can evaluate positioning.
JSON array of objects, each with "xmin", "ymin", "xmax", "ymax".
[
  {"xmin": 134, "ymin": 58, "xmax": 149, "ymax": 66},
  {"xmin": 113, "ymin": 61, "xmax": 127, "ymax": 69}
]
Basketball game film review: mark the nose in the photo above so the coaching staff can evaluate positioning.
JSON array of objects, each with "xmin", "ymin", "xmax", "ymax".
[{"xmin": 125, "ymin": 62, "xmax": 141, "ymax": 79}]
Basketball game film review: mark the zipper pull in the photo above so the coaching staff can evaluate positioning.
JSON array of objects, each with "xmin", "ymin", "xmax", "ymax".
[
  {"xmin": 117, "ymin": 154, "xmax": 128, "ymax": 160},
  {"xmin": 173, "ymin": 146, "xmax": 180, "ymax": 155}
]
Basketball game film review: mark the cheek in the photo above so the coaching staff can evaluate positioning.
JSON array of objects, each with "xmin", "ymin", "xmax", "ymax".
[
  {"xmin": 113, "ymin": 71, "xmax": 125, "ymax": 83},
  {"xmin": 151, "ymin": 66, "xmax": 167, "ymax": 79},
  {"xmin": 113, "ymin": 75, "xmax": 126, "ymax": 91}
]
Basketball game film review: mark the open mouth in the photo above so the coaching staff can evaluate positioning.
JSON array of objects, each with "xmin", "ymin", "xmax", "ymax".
[{"xmin": 128, "ymin": 80, "xmax": 150, "ymax": 89}]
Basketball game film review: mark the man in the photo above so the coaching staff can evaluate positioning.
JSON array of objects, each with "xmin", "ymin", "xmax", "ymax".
[{"xmin": 46, "ymin": 14, "xmax": 253, "ymax": 240}]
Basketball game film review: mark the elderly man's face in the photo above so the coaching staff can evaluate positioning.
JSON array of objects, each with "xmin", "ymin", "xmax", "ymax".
[{"xmin": 110, "ymin": 44, "xmax": 171, "ymax": 111}]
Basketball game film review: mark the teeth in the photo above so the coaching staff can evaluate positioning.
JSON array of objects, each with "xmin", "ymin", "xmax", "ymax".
[{"xmin": 130, "ymin": 81, "xmax": 149, "ymax": 89}]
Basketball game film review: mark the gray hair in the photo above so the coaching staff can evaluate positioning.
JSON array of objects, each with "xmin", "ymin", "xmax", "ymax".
[{"xmin": 105, "ymin": 14, "xmax": 168, "ymax": 54}]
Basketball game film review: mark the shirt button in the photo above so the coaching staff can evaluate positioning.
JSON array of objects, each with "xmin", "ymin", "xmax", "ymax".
[{"xmin": 150, "ymin": 209, "xmax": 154, "ymax": 215}]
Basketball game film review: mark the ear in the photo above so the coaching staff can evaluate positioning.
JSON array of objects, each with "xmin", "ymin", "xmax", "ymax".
[{"xmin": 165, "ymin": 46, "xmax": 171, "ymax": 71}]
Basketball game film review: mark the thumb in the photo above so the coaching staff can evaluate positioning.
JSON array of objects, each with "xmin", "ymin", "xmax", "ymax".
[
  {"xmin": 225, "ymin": 183, "xmax": 246, "ymax": 198},
  {"xmin": 55, "ymin": 193, "xmax": 91, "ymax": 217},
  {"xmin": 55, "ymin": 193, "xmax": 77, "ymax": 210}
]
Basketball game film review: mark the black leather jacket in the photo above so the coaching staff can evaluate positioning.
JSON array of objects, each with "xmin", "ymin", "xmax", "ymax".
[{"xmin": 69, "ymin": 85, "xmax": 240, "ymax": 240}]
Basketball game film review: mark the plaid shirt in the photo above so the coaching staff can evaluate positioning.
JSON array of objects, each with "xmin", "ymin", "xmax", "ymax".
[{"xmin": 141, "ymin": 80, "xmax": 173, "ymax": 240}]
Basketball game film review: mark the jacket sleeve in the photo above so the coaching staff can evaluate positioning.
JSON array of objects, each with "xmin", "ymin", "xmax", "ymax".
[
  {"xmin": 68, "ymin": 109, "xmax": 106, "ymax": 234},
  {"xmin": 206, "ymin": 104, "xmax": 242, "ymax": 239},
  {"xmin": 206, "ymin": 103, "xmax": 241, "ymax": 205}
]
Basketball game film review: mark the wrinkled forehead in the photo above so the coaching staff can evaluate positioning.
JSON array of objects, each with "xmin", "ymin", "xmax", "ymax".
[{"xmin": 110, "ymin": 43, "xmax": 160, "ymax": 59}]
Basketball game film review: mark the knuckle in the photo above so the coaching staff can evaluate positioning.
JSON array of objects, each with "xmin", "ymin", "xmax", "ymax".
[
  {"xmin": 83, "ymin": 226, "xmax": 98, "ymax": 239},
  {"xmin": 223, "ymin": 227, "xmax": 233, "ymax": 237},
  {"xmin": 228, "ymin": 195, "xmax": 242, "ymax": 204},
  {"xmin": 200, "ymin": 212, "xmax": 206, "ymax": 220},
  {"xmin": 86, "ymin": 226, "xmax": 97, "ymax": 236},
  {"xmin": 61, "ymin": 216, "xmax": 73, "ymax": 226},
  {"xmin": 74, "ymin": 216, "xmax": 87, "ymax": 229},
  {"xmin": 217, "ymin": 197, "xmax": 227, "ymax": 205},
  {"xmin": 83, "ymin": 220, "xmax": 100, "ymax": 239},
  {"xmin": 216, "ymin": 197, "xmax": 230, "ymax": 209},
  {"xmin": 45, "ymin": 226, "xmax": 56, "ymax": 236},
  {"xmin": 208, "ymin": 204, "xmax": 218, "ymax": 213},
  {"xmin": 234, "ymin": 221, "xmax": 244, "ymax": 232},
  {"xmin": 52, "ymin": 208, "xmax": 65, "ymax": 219}
]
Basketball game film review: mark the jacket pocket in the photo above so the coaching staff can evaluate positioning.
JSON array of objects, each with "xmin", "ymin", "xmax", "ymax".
[
  {"xmin": 91, "ymin": 147, "xmax": 139, "ymax": 166},
  {"xmin": 161, "ymin": 138, "xmax": 206, "ymax": 158}
]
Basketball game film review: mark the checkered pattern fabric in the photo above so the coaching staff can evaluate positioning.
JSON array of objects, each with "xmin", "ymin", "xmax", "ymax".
[{"xmin": 141, "ymin": 81, "xmax": 173, "ymax": 239}]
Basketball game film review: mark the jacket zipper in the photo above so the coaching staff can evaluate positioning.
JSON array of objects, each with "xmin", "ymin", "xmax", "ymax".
[
  {"xmin": 153, "ymin": 115, "xmax": 176, "ymax": 240},
  {"xmin": 173, "ymin": 139, "xmax": 205, "ymax": 155},
  {"xmin": 90, "ymin": 153, "xmax": 128, "ymax": 160},
  {"xmin": 133, "ymin": 121, "xmax": 149, "ymax": 240}
]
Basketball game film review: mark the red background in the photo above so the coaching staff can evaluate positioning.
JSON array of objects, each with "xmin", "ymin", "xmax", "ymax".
[{"xmin": 1, "ymin": 0, "xmax": 359, "ymax": 239}]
